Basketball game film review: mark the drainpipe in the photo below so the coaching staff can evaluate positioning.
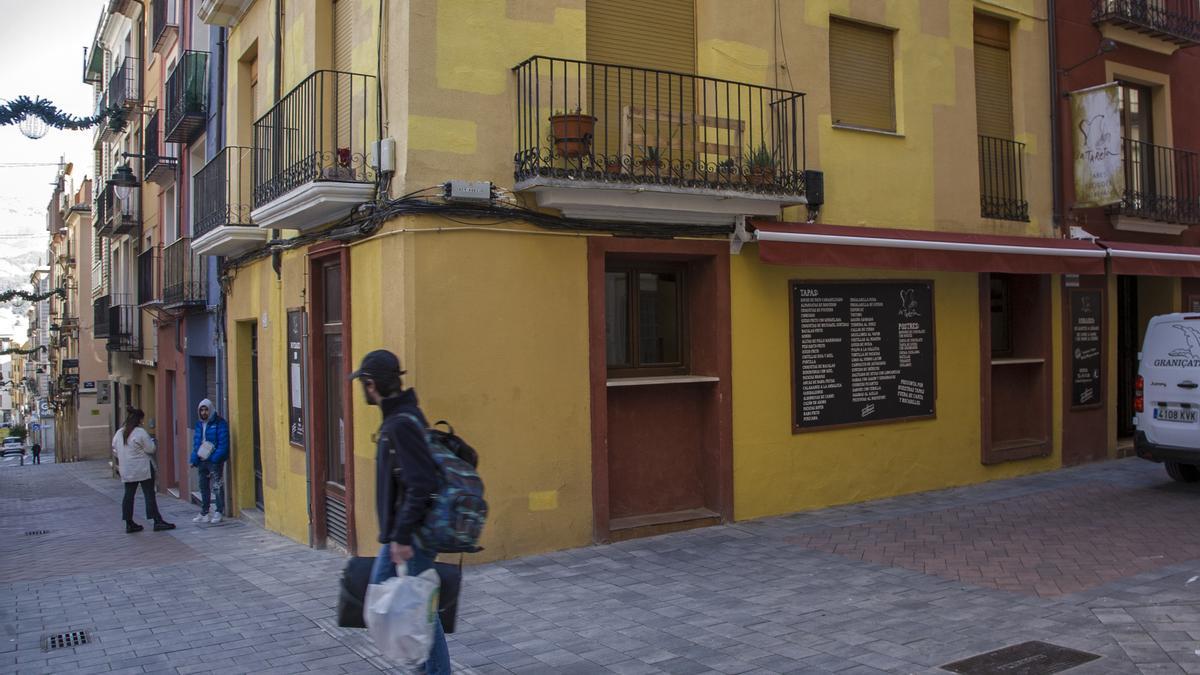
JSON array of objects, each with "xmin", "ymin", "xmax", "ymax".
[
  {"xmin": 1049, "ymin": 0, "xmax": 1063, "ymax": 232},
  {"xmin": 271, "ymin": 0, "xmax": 282, "ymax": 278}
]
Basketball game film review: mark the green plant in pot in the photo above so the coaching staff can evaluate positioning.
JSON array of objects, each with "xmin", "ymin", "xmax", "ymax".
[
  {"xmin": 747, "ymin": 143, "xmax": 775, "ymax": 186},
  {"xmin": 549, "ymin": 107, "xmax": 596, "ymax": 159}
]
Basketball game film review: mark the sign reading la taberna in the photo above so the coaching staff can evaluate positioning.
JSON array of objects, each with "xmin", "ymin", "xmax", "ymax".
[{"xmin": 1070, "ymin": 82, "xmax": 1124, "ymax": 208}]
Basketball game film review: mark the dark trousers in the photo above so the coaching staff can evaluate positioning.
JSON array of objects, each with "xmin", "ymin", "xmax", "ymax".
[
  {"xmin": 31, "ymin": 451, "xmax": 40, "ymax": 464},
  {"xmin": 122, "ymin": 472, "xmax": 163, "ymax": 523}
]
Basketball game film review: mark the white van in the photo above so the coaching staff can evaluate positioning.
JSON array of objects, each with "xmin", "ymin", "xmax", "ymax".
[{"xmin": 1135, "ymin": 312, "xmax": 1200, "ymax": 482}]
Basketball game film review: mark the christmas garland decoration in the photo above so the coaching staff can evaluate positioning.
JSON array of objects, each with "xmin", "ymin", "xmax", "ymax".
[
  {"xmin": 0, "ymin": 345, "xmax": 47, "ymax": 356},
  {"xmin": 0, "ymin": 96, "xmax": 124, "ymax": 131},
  {"xmin": 0, "ymin": 288, "xmax": 66, "ymax": 303}
]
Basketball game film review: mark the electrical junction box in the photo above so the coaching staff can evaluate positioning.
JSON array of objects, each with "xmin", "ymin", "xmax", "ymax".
[
  {"xmin": 444, "ymin": 180, "xmax": 493, "ymax": 203},
  {"xmin": 371, "ymin": 138, "xmax": 396, "ymax": 174}
]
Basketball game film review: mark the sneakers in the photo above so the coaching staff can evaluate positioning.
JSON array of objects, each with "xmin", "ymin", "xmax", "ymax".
[
  {"xmin": 125, "ymin": 521, "xmax": 144, "ymax": 533},
  {"xmin": 153, "ymin": 520, "xmax": 177, "ymax": 531},
  {"xmin": 209, "ymin": 512, "xmax": 223, "ymax": 524},
  {"xmin": 192, "ymin": 512, "xmax": 210, "ymax": 523}
]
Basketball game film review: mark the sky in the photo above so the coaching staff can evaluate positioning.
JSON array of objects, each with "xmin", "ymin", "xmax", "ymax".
[{"xmin": 0, "ymin": 0, "xmax": 107, "ymax": 337}]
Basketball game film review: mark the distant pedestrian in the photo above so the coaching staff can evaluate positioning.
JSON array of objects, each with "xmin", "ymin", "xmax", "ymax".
[
  {"xmin": 30, "ymin": 443, "xmax": 40, "ymax": 464},
  {"xmin": 112, "ymin": 407, "xmax": 175, "ymax": 533},
  {"xmin": 351, "ymin": 349, "xmax": 451, "ymax": 675},
  {"xmin": 189, "ymin": 399, "xmax": 229, "ymax": 524}
]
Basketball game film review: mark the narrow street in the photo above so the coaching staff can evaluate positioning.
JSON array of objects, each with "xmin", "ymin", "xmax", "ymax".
[{"xmin": 3, "ymin": 456, "xmax": 1200, "ymax": 674}]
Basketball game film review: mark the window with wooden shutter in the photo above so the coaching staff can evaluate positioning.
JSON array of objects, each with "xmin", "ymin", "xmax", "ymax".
[
  {"xmin": 586, "ymin": 0, "xmax": 695, "ymax": 74},
  {"xmin": 829, "ymin": 18, "xmax": 896, "ymax": 132},
  {"xmin": 973, "ymin": 14, "xmax": 1013, "ymax": 140},
  {"xmin": 333, "ymin": 0, "xmax": 353, "ymax": 156}
]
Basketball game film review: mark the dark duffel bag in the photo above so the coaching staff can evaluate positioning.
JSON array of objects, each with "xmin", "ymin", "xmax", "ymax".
[{"xmin": 337, "ymin": 555, "xmax": 463, "ymax": 633}]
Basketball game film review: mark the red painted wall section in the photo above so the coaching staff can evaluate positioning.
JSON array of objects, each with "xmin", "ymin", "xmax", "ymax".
[{"xmin": 1054, "ymin": 3, "xmax": 1200, "ymax": 245}]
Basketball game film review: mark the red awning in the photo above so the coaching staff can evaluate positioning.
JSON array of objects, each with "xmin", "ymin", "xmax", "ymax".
[
  {"xmin": 1100, "ymin": 240, "xmax": 1200, "ymax": 277},
  {"xmin": 754, "ymin": 222, "xmax": 1108, "ymax": 275}
]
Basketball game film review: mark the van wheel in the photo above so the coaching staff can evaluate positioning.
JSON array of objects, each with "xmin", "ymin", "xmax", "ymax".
[{"xmin": 1165, "ymin": 461, "xmax": 1200, "ymax": 483}]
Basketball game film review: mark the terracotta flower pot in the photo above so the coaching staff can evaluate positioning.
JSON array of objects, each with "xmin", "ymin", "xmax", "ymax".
[{"xmin": 550, "ymin": 113, "xmax": 596, "ymax": 158}]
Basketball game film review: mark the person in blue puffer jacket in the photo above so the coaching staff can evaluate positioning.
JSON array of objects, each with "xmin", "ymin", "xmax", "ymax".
[{"xmin": 188, "ymin": 398, "xmax": 230, "ymax": 524}]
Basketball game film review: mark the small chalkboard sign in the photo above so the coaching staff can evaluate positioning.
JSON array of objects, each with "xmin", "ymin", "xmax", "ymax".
[
  {"xmin": 791, "ymin": 280, "xmax": 936, "ymax": 431},
  {"xmin": 1069, "ymin": 289, "xmax": 1103, "ymax": 408}
]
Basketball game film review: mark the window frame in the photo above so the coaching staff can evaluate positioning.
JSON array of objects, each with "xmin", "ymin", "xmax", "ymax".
[
  {"xmin": 829, "ymin": 16, "xmax": 898, "ymax": 134},
  {"xmin": 990, "ymin": 275, "xmax": 1013, "ymax": 358},
  {"xmin": 605, "ymin": 262, "xmax": 690, "ymax": 378}
]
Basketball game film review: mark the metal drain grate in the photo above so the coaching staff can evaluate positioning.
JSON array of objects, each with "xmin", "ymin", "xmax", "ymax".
[
  {"xmin": 942, "ymin": 641, "xmax": 1100, "ymax": 674},
  {"xmin": 44, "ymin": 631, "xmax": 89, "ymax": 651},
  {"xmin": 24, "ymin": 530, "xmax": 49, "ymax": 536}
]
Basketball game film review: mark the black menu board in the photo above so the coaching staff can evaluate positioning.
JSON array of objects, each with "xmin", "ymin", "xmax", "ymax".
[
  {"xmin": 287, "ymin": 309, "xmax": 306, "ymax": 446},
  {"xmin": 791, "ymin": 280, "xmax": 935, "ymax": 431},
  {"xmin": 1069, "ymin": 289, "xmax": 1102, "ymax": 408}
]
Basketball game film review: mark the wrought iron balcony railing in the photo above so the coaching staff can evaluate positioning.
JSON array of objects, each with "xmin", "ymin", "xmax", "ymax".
[
  {"xmin": 137, "ymin": 246, "xmax": 160, "ymax": 306},
  {"xmin": 512, "ymin": 55, "xmax": 807, "ymax": 197},
  {"xmin": 978, "ymin": 135, "xmax": 1030, "ymax": 222},
  {"xmin": 107, "ymin": 56, "xmax": 141, "ymax": 111},
  {"xmin": 94, "ymin": 185, "xmax": 111, "ymax": 237},
  {"xmin": 1092, "ymin": 0, "xmax": 1200, "ymax": 46},
  {"xmin": 93, "ymin": 294, "xmax": 111, "ymax": 339},
  {"xmin": 1115, "ymin": 138, "xmax": 1200, "ymax": 225},
  {"xmin": 195, "ymin": 146, "xmax": 255, "ymax": 238},
  {"xmin": 252, "ymin": 69, "xmax": 378, "ymax": 209},
  {"xmin": 107, "ymin": 297, "xmax": 139, "ymax": 354},
  {"xmin": 165, "ymin": 51, "xmax": 209, "ymax": 144},
  {"xmin": 152, "ymin": 0, "xmax": 178, "ymax": 54},
  {"xmin": 162, "ymin": 237, "xmax": 207, "ymax": 307},
  {"xmin": 101, "ymin": 180, "xmax": 140, "ymax": 236},
  {"xmin": 144, "ymin": 110, "xmax": 178, "ymax": 184}
]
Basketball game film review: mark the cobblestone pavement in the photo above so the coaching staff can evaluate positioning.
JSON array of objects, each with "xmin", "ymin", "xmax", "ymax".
[{"xmin": 3, "ymin": 457, "xmax": 1200, "ymax": 674}]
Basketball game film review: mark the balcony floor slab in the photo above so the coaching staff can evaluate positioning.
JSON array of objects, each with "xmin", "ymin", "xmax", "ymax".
[
  {"xmin": 251, "ymin": 180, "xmax": 375, "ymax": 233},
  {"xmin": 193, "ymin": 225, "xmax": 268, "ymax": 257}
]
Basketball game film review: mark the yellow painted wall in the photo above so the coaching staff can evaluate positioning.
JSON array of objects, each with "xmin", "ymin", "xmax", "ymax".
[{"xmin": 731, "ymin": 253, "xmax": 1063, "ymax": 520}]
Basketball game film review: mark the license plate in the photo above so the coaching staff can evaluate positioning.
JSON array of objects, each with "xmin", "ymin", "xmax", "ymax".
[{"xmin": 1154, "ymin": 407, "xmax": 1198, "ymax": 423}]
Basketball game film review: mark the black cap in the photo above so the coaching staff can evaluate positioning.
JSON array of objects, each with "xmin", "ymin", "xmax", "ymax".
[{"xmin": 349, "ymin": 349, "xmax": 406, "ymax": 381}]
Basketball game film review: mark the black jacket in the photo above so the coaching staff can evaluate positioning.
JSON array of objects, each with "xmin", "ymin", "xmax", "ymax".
[{"xmin": 374, "ymin": 389, "xmax": 437, "ymax": 546}]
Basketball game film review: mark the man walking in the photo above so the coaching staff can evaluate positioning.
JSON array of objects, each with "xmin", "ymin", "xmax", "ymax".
[
  {"xmin": 351, "ymin": 349, "xmax": 450, "ymax": 674},
  {"xmin": 189, "ymin": 399, "xmax": 229, "ymax": 524},
  {"xmin": 30, "ymin": 442, "xmax": 41, "ymax": 464}
]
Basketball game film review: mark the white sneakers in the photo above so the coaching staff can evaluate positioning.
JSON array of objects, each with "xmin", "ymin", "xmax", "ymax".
[
  {"xmin": 210, "ymin": 512, "xmax": 223, "ymax": 524},
  {"xmin": 192, "ymin": 512, "xmax": 210, "ymax": 523}
]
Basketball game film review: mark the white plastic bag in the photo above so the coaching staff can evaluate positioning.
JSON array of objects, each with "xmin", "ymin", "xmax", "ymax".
[{"xmin": 364, "ymin": 565, "xmax": 441, "ymax": 667}]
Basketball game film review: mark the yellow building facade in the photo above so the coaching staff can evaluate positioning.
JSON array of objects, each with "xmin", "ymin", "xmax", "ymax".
[{"xmin": 200, "ymin": 0, "xmax": 1171, "ymax": 562}]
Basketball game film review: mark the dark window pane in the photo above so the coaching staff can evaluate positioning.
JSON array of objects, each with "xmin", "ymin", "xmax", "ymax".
[
  {"xmin": 605, "ymin": 271, "xmax": 629, "ymax": 367},
  {"xmin": 638, "ymin": 271, "xmax": 681, "ymax": 365},
  {"xmin": 324, "ymin": 263, "xmax": 342, "ymax": 324},
  {"xmin": 990, "ymin": 276, "xmax": 1011, "ymax": 356},
  {"xmin": 325, "ymin": 333, "xmax": 345, "ymax": 485}
]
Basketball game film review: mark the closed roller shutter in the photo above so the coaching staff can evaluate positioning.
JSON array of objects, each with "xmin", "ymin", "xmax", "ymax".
[
  {"xmin": 586, "ymin": 0, "xmax": 694, "ymax": 73},
  {"xmin": 333, "ymin": 0, "xmax": 354, "ymax": 163},
  {"xmin": 974, "ymin": 14, "xmax": 1013, "ymax": 140},
  {"xmin": 333, "ymin": 0, "xmax": 353, "ymax": 72},
  {"xmin": 829, "ymin": 18, "xmax": 896, "ymax": 132}
]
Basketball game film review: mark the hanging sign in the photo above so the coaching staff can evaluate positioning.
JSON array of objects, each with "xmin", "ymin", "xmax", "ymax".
[{"xmin": 1070, "ymin": 82, "xmax": 1124, "ymax": 208}]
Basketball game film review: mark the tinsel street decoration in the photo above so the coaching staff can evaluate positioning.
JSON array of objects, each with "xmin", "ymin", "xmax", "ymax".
[
  {"xmin": 0, "ymin": 96, "xmax": 126, "ymax": 134},
  {"xmin": 0, "ymin": 345, "xmax": 47, "ymax": 356},
  {"xmin": 0, "ymin": 288, "xmax": 66, "ymax": 303}
]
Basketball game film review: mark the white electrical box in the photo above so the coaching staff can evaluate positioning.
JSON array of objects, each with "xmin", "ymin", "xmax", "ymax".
[
  {"xmin": 371, "ymin": 138, "xmax": 396, "ymax": 174},
  {"xmin": 445, "ymin": 180, "xmax": 493, "ymax": 203}
]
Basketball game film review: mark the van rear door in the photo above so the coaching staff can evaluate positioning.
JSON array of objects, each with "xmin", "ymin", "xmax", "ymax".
[{"xmin": 1140, "ymin": 316, "xmax": 1200, "ymax": 448}]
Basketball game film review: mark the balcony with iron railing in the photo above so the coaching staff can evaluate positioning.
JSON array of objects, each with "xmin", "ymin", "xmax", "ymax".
[
  {"xmin": 251, "ymin": 69, "xmax": 378, "ymax": 232},
  {"xmin": 107, "ymin": 56, "xmax": 141, "ymax": 111},
  {"xmin": 138, "ymin": 246, "xmax": 160, "ymax": 307},
  {"xmin": 1110, "ymin": 138, "xmax": 1200, "ymax": 231},
  {"xmin": 1092, "ymin": 0, "xmax": 1200, "ymax": 47},
  {"xmin": 152, "ymin": 0, "xmax": 179, "ymax": 54},
  {"xmin": 93, "ymin": 294, "xmax": 111, "ymax": 338},
  {"xmin": 193, "ymin": 146, "xmax": 267, "ymax": 256},
  {"xmin": 162, "ymin": 237, "xmax": 208, "ymax": 308},
  {"xmin": 144, "ymin": 110, "xmax": 178, "ymax": 185},
  {"xmin": 106, "ymin": 297, "xmax": 139, "ymax": 353},
  {"xmin": 101, "ymin": 180, "xmax": 140, "ymax": 236},
  {"xmin": 93, "ymin": 186, "xmax": 111, "ymax": 237},
  {"xmin": 978, "ymin": 135, "xmax": 1030, "ymax": 222},
  {"xmin": 165, "ymin": 51, "xmax": 209, "ymax": 144},
  {"xmin": 511, "ymin": 55, "xmax": 810, "ymax": 226}
]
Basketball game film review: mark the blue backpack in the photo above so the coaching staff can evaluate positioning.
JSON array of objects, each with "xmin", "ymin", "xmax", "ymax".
[{"xmin": 400, "ymin": 415, "xmax": 488, "ymax": 553}]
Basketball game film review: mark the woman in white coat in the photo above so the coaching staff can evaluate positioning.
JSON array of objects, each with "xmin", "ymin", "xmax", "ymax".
[{"xmin": 112, "ymin": 407, "xmax": 175, "ymax": 533}]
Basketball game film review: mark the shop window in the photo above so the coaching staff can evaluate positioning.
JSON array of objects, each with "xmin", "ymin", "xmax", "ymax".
[
  {"xmin": 982, "ymin": 273, "xmax": 1051, "ymax": 464},
  {"xmin": 606, "ymin": 265, "xmax": 687, "ymax": 376},
  {"xmin": 829, "ymin": 17, "xmax": 896, "ymax": 132}
]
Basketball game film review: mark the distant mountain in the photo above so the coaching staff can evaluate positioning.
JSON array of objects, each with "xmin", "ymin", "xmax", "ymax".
[{"xmin": 0, "ymin": 198, "xmax": 50, "ymax": 341}]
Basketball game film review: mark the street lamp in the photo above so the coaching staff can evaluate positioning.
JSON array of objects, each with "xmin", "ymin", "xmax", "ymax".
[
  {"xmin": 1059, "ymin": 39, "xmax": 1118, "ymax": 77},
  {"xmin": 110, "ymin": 163, "xmax": 138, "ymax": 200}
]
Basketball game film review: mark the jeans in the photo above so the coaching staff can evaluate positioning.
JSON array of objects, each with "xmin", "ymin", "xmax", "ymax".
[
  {"xmin": 370, "ymin": 544, "xmax": 451, "ymax": 674},
  {"xmin": 122, "ymin": 470, "xmax": 163, "ymax": 523},
  {"xmin": 198, "ymin": 460, "xmax": 225, "ymax": 515}
]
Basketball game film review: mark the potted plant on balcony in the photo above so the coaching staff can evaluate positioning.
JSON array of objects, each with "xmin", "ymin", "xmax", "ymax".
[
  {"xmin": 747, "ymin": 143, "xmax": 776, "ymax": 187},
  {"xmin": 549, "ymin": 107, "xmax": 596, "ymax": 159},
  {"xmin": 639, "ymin": 146, "xmax": 665, "ymax": 174}
]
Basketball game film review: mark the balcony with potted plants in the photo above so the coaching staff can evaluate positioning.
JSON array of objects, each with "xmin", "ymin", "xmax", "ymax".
[
  {"xmin": 193, "ymin": 146, "xmax": 265, "ymax": 256},
  {"xmin": 511, "ymin": 55, "xmax": 810, "ymax": 226},
  {"xmin": 165, "ymin": 51, "xmax": 209, "ymax": 144},
  {"xmin": 1092, "ymin": 0, "xmax": 1200, "ymax": 51},
  {"xmin": 250, "ymin": 70, "xmax": 378, "ymax": 232}
]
